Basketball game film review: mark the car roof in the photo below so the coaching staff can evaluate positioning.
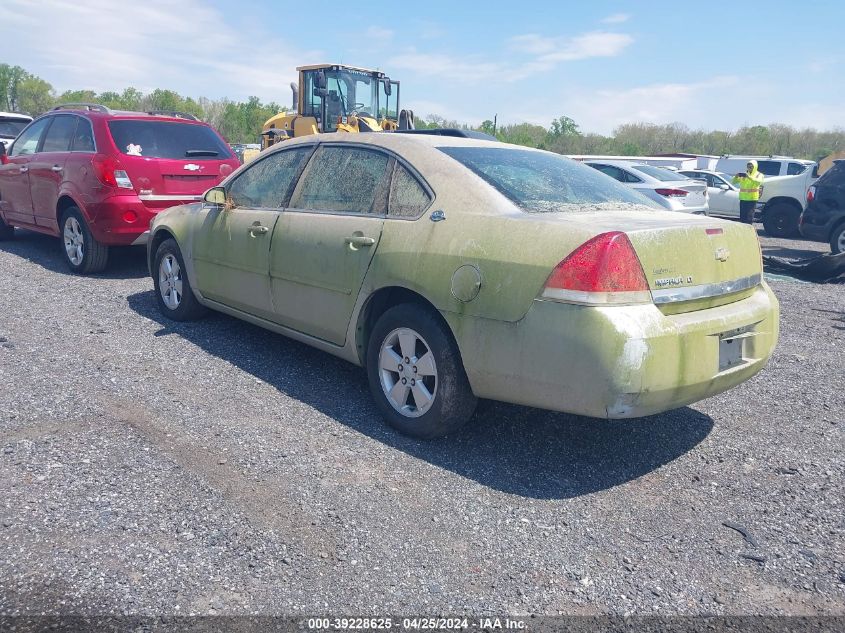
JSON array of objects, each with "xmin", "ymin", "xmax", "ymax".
[
  {"xmin": 269, "ymin": 131, "xmax": 536, "ymax": 153},
  {"xmin": 46, "ymin": 107, "xmax": 207, "ymax": 125},
  {"xmin": 584, "ymin": 159, "xmax": 647, "ymax": 168},
  {"xmin": 0, "ymin": 112, "xmax": 33, "ymax": 120}
]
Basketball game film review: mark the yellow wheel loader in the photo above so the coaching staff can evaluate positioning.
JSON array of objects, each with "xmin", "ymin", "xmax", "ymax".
[{"xmin": 248, "ymin": 64, "xmax": 413, "ymax": 160}]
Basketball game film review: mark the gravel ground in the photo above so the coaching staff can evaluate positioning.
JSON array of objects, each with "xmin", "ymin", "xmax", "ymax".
[{"xmin": 0, "ymin": 227, "xmax": 843, "ymax": 618}]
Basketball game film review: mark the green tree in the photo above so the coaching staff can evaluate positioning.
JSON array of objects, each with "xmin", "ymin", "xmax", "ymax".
[{"xmin": 17, "ymin": 76, "xmax": 55, "ymax": 115}]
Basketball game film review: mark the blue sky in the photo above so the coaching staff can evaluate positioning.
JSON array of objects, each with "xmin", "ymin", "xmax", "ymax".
[{"xmin": 3, "ymin": 0, "xmax": 844, "ymax": 134}]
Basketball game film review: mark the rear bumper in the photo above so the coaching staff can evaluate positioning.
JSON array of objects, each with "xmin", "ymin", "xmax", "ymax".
[
  {"xmin": 87, "ymin": 194, "xmax": 201, "ymax": 245},
  {"xmin": 447, "ymin": 283, "xmax": 779, "ymax": 419}
]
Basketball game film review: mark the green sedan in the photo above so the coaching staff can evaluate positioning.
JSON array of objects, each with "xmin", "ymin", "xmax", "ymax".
[{"xmin": 147, "ymin": 133, "xmax": 779, "ymax": 439}]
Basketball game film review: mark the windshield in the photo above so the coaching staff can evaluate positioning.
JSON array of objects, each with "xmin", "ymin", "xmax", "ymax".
[
  {"xmin": 324, "ymin": 69, "xmax": 378, "ymax": 131},
  {"xmin": 440, "ymin": 147, "xmax": 658, "ymax": 213},
  {"xmin": 0, "ymin": 118, "xmax": 30, "ymax": 139},
  {"xmin": 631, "ymin": 165, "xmax": 688, "ymax": 181},
  {"xmin": 107, "ymin": 120, "xmax": 232, "ymax": 160}
]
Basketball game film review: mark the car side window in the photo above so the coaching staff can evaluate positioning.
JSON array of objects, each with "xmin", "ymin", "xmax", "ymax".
[
  {"xmin": 71, "ymin": 117, "xmax": 96, "ymax": 152},
  {"xmin": 41, "ymin": 115, "xmax": 78, "ymax": 153},
  {"xmin": 620, "ymin": 169, "xmax": 642, "ymax": 183},
  {"xmin": 755, "ymin": 160, "xmax": 780, "ymax": 176},
  {"xmin": 9, "ymin": 118, "xmax": 51, "ymax": 157},
  {"xmin": 786, "ymin": 162, "xmax": 808, "ymax": 176},
  {"xmin": 389, "ymin": 163, "xmax": 431, "ymax": 218},
  {"xmin": 227, "ymin": 147, "xmax": 312, "ymax": 209},
  {"xmin": 591, "ymin": 164, "xmax": 624, "ymax": 181},
  {"xmin": 290, "ymin": 145, "xmax": 391, "ymax": 214}
]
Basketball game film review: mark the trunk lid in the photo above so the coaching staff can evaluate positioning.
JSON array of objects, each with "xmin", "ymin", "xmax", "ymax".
[{"xmin": 673, "ymin": 180, "xmax": 707, "ymax": 209}]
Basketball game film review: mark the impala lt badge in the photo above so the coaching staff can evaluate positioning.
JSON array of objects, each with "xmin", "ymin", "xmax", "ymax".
[{"xmin": 184, "ymin": 164, "xmax": 201, "ymax": 171}]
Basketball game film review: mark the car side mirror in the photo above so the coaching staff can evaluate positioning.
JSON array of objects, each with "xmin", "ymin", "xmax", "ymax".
[
  {"xmin": 383, "ymin": 79, "xmax": 392, "ymax": 96},
  {"xmin": 718, "ymin": 184, "xmax": 729, "ymax": 191},
  {"xmin": 204, "ymin": 186, "xmax": 226, "ymax": 205},
  {"xmin": 315, "ymin": 70, "xmax": 328, "ymax": 90}
]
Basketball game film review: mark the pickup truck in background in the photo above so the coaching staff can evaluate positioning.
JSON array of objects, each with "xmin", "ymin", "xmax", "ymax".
[{"xmin": 715, "ymin": 155, "xmax": 819, "ymax": 237}]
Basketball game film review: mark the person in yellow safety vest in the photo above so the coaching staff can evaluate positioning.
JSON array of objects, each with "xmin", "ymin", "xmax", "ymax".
[{"xmin": 732, "ymin": 160, "xmax": 765, "ymax": 224}]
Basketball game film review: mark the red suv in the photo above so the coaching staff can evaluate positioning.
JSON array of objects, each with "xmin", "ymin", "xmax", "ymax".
[{"xmin": 0, "ymin": 104, "xmax": 239, "ymax": 273}]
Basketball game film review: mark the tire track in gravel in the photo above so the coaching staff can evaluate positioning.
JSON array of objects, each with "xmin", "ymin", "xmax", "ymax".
[{"xmin": 99, "ymin": 396, "xmax": 341, "ymax": 556}]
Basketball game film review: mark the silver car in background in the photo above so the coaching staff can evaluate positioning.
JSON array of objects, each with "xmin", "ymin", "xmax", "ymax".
[{"xmin": 585, "ymin": 160, "xmax": 709, "ymax": 214}]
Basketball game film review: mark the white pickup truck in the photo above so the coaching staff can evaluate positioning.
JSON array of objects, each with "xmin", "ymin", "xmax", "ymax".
[
  {"xmin": 715, "ymin": 155, "xmax": 819, "ymax": 237},
  {"xmin": 0, "ymin": 112, "xmax": 32, "ymax": 150}
]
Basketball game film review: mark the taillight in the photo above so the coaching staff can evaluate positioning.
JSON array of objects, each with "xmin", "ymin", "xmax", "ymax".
[
  {"xmin": 541, "ymin": 231, "xmax": 652, "ymax": 305},
  {"xmin": 807, "ymin": 186, "xmax": 815, "ymax": 203},
  {"xmin": 91, "ymin": 154, "xmax": 134, "ymax": 190},
  {"xmin": 655, "ymin": 188, "xmax": 689, "ymax": 197}
]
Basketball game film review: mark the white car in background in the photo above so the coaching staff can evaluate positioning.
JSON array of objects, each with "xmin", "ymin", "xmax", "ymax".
[
  {"xmin": 0, "ymin": 112, "xmax": 33, "ymax": 149},
  {"xmin": 585, "ymin": 160, "xmax": 709, "ymax": 214},
  {"xmin": 679, "ymin": 170, "xmax": 742, "ymax": 219}
]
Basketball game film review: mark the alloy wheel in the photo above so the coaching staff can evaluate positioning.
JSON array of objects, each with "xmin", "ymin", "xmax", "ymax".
[
  {"xmin": 63, "ymin": 217, "xmax": 84, "ymax": 266},
  {"xmin": 158, "ymin": 254, "xmax": 183, "ymax": 310},
  {"xmin": 378, "ymin": 327, "xmax": 438, "ymax": 418}
]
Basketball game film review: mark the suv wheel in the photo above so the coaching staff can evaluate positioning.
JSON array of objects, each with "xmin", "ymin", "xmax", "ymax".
[
  {"xmin": 762, "ymin": 203, "xmax": 801, "ymax": 238},
  {"xmin": 0, "ymin": 215, "xmax": 13, "ymax": 241},
  {"xmin": 153, "ymin": 238, "xmax": 207, "ymax": 321},
  {"xmin": 830, "ymin": 223, "xmax": 845, "ymax": 254},
  {"xmin": 61, "ymin": 207, "xmax": 108, "ymax": 274},
  {"xmin": 366, "ymin": 303, "xmax": 477, "ymax": 439}
]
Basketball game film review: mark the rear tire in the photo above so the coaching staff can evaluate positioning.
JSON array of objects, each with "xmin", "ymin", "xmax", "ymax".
[
  {"xmin": 0, "ymin": 215, "xmax": 13, "ymax": 241},
  {"xmin": 153, "ymin": 238, "xmax": 207, "ymax": 321},
  {"xmin": 366, "ymin": 303, "xmax": 477, "ymax": 439},
  {"xmin": 60, "ymin": 207, "xmax": 108, "ymax": 274},
  {"xmin": 830, "ymin": 223, "xmax": 845, "ymax": 254},
  {"xmin": 762, "ymin": 203, "xmax": 801, "ymax": 238}
]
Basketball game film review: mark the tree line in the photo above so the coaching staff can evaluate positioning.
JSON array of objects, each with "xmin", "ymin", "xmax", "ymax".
[{"xmin": 3, "ymin": 64, "xmax": 843, "ymax": 160}]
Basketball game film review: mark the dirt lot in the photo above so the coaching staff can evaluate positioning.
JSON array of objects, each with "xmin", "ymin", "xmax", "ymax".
[{"xmin": 0, "ymin": 228, "xmax": 843, "ymax": 617}]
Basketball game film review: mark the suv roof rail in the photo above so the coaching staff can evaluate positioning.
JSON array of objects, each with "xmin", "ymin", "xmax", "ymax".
[
  {"xmin": 147, "ymin": 110, "xmax": 199, "ymax": 121},
  {"xmin": 52, "ymin": 103, "xmax": 112, "ymax": 113}
]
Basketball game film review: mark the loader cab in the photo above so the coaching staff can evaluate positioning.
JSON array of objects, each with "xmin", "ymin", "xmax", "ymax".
[{"xmin": 300, "ymin": 64, "xmax": 398, "ymax": 133}]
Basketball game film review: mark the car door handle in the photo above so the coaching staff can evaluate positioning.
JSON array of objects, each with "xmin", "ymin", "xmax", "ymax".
[
  {"xmin": 248, "ymin": 224, "xmax": 269, "ymax": 236},
  {"xmin": 51, "ymin": 165, "xmax": 63, "ymax": 172},
  {"xmin": 18, "ymin": 166, "xmax": 28, "ymax": 173},
  {"xmin": 345, "ymin": 235, "xmax": 375, "ymax": 247}
]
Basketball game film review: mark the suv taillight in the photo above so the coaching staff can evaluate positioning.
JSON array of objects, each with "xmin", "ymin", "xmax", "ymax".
[
  {"xmin": 807, "ymin": 186, "xmax": 815, "ymax": 203},
  {"xmin": 540, "ymin": 231, "xmax": 652, "ymax": 305},
  {"xmin": 92, "ymin": 154, "xmax": 133, "ymax": 190}
]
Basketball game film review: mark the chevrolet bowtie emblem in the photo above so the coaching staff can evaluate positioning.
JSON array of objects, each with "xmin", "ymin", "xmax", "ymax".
[
  {"xmin": 715, "ymin": 247, "xmax": 731, "ymax": 262},
  {"xmin": 184, "ymin": 164, "xmax": 201, "ymax": 171}
]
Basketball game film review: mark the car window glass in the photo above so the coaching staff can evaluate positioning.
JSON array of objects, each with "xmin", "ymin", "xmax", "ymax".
[
  {"xmin": 389, "ymin": 163, "xmax": 431, "ymax": 218},
  {"xmin": 441, "ymin": 148, "xmax": 656, "ymax": 212},
  {"xmin": 107, "ymin": 120, "xmax": 232, "ymax": 160},
  {"xmin": 290, "ymin": 146, "xmax": 390, "ymax": 214},
  {"xmin": 227, "ymin": 147, "xmax": 312, "ymax": 209},
  {"xmin": 9, "ymin": 118, "xmax": 51, "ymax": 156},
  {"xmin": 631, "ymin": 164, "xmax": 683, "ymax": 181},
  {"xmin": 786, "ymin": 162, "xmax": 808, "ymax": 175},
  {"xmin": 71, "ymin": 117, "xmax": 95, "ymax": 152},
  {"xmin": 590, "ymin": 164, "xmax": 623, "ymax": 181},
  {"xmin": 755, "ymin": 160, "xmax": 780, "ymax": 176},
  {"xmin": 41, "ymin": 116, "xmax": 78, "ymax": 153},
  {"xmin": 621, "ymin": 169, "xmax": 642, "ymax": 183}
]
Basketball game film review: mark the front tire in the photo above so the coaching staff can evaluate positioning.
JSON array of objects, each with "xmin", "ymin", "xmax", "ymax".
[
  {"xmin": 153, "ymin": 238, "xmax": 207, "ymax": 321},
  {"xmin": 762, "ymin": 203, "xmax": 801, "ymax": 238},
  {"xmin": 830, "ymin": 223, "xmax": 845, "ymax": 254},
  {"xmin": 61, "ymin": 207, "xmax": 108, "ymax": 274},
  {"xmin": 366, "ymin": 303, "xmax": 477, "ymax": 439}
]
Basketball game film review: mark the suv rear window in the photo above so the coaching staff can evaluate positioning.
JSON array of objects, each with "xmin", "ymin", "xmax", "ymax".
[
  {"xmin": 818, "ymin": 161, "xmax": 845, "ymax": 185},
  {"xmin": 107, "ymin": 120, "xmax": 231, "ymax": 160},
  {"xmin": 440, "ymin": 147, "xmax": 654, "ymax": 213}
]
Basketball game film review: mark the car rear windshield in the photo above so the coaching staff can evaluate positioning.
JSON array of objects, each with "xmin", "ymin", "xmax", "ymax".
[
  {"xmin": 107, "ymin": 120, "xmax": 232, "ymax": 160},
  {"xmin": 438, "ymin": 147, "xmax": 655, "ymax": 213},
  {"xmin": 631, "ymin": 165, "xmax": 688, "ymax": 181},
  {"xmin": 0, "ymin": 118, "xmax": 29, "ymax": 138}
]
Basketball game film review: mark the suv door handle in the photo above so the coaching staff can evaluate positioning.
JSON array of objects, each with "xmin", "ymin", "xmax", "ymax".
[
  {"xmin": 248, "ymin": 224, "xmax": 269, "ymax": 236},
  {"xmin": 18, "ymin": 166, "xmax": 28, "ymax": 173},
  {"xmin": 345, "ymin": 235, "xmax": 375, "ymax": 247},
  {"xmin": 51, "ymin": 165, "xmax": 63, "ymax": 172}
]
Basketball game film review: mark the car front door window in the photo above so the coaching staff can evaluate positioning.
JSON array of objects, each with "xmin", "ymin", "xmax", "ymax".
[
  {"xmin": 227, "ymin": 147, "xmax": 313, "ymax": 209},
  {"xmin": 9, "ymin": 118, "xmax": 51, "ymax": 156}
]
